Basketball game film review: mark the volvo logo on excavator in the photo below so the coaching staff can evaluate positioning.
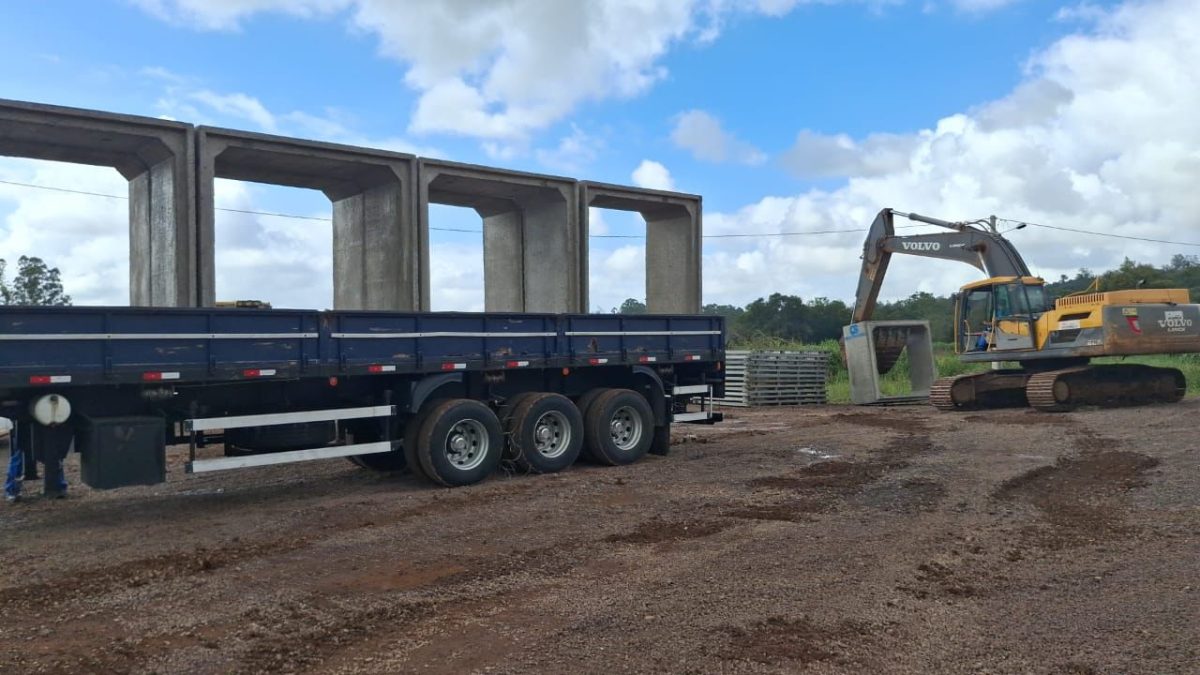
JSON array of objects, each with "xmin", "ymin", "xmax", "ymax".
[
  {"xmin": 900, "ymin": 242, "xmax": 941, "ymax": 251},
  {"xmin": 1158, "ymin": 310, "xmax": 1194, "ymax": 333}
]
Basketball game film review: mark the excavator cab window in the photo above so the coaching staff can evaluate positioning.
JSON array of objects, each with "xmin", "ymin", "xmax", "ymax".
[
  {"xmin": 960, "ymin": 288, "xmax": 994, "ymax": 352},
  {"xmin": 996, "ymin": 282, "xmax": 1044, "ymax": 317}
]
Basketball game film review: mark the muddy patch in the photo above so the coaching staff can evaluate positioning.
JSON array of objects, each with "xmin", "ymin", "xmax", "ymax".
[
  {"xmin": 994, "ymin": 450, "xmax": 1159, "ymax": 536},
  {"xmin": 721, "ymin": 616, "xmax": 870, "ymax": 665},
  {"xmin": 872, "ymin": 434, "xmax": 937, "ymax": 461},
  {"xmin": 856, "ymin": 478, "xmax": 946, "ymax": 514},
  {"xmin": 963, "ymin": 412, "xmax": 1076, "ymax": 426},
  {"xmin": 898, "ymin": 559, "xmax": 981, "ymax": 599},
  {"xmin": 604, "ymin": 518, "xmax": 732, "ymax": 545},
  {"xmin": 0, "ymin": 537, "xmax": 310, "ymax": 612},
  {"xmin": 726, "ymin": 497, "xmax": 830, "ymax": 522},
  {"xmin": 830, "ymin": 411, "xmax": 930, "ymax": 434}
]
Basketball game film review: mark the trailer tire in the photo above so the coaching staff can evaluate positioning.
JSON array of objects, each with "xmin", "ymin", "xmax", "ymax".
[
  {"xmin": 403, "ymin": 403, "xmax": 439, "ymax": 485},
  {"xmin": 504, "ymin": 393, "xmax": 583, "ymax": 474},
  {"xmin": 573, "ymin": 388, "xmax": 609, "ymax": 462},
  {"xmin": 416, "ymin": 399, "xmax": 504, "ymax": 487},
  {"xmin": 583, "ymin": 389, "xmax": 653, "ymax": 466}
]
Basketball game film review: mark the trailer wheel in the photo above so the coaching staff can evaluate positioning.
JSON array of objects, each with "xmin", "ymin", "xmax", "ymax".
[
  {"xmin": 403, "ymin": 403, "xmax": 440, "ymax": 484},
  {"xmin": 416, "ymin": 399, "xmax": 504, "ymax": 487},
  {"xmin": 573, "ymin": 388, "xmax": 610, "ymax": 461},
  {"xmin": 504, "ymin": 393, "xmax": 583, "ymax": 474},
  {"xmin": 583, "ymin": 389, "xmax": 654, "ymax": 466}
]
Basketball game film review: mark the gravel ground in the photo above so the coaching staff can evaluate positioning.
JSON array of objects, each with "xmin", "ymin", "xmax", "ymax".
[{"xmin": 1, "ymin": 401, "xmax": 1197, "ymax": 674}]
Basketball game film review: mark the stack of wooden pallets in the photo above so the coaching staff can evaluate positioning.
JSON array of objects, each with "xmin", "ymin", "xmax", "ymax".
[{"xmin": 714, "ymin": 350, "xmax": 829, "ymax": 407}]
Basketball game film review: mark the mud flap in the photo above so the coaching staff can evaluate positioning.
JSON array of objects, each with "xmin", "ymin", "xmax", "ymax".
[{"xmin": 649, "ymin": 423, "xmax": 671, "ymax": 456}]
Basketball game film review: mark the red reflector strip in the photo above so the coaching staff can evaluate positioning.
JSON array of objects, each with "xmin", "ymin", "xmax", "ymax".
[
  {"xmin": 142, "ymin": 371, "xmax": 181, "ymax": 381},
  {"xmin": 243, "ymin": 368, "xmax": 277, "ymax": 377},
  {"xmin": 685, "ymin": 354, "xmax": 702, "ymax": 361},
  {"xmin": 441, "ymin": 362, "xmax": 467, "ymax": 371},
  {"xmin": 639, "ymin": 356, "xmax": 658, "ymax": 363},
  {"xmin": 588, "ymin": 358, "xmax": 609, "ymax": 365},
  {"xmin": 368, "ymin": 364, "xmax": 397, "ymax": 373},
  {"xmin": 505, "ymin": 360, "xmax": 530, "ymax": 368},
  {"xmin": 29, "ymin": 375, "xmax": 71, "ymax": 385}
]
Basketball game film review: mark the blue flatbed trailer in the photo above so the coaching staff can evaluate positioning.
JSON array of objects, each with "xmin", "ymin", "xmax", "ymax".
[{"xmin": 1, "ymin": 306, "xmax": 724, "ymax": 491}]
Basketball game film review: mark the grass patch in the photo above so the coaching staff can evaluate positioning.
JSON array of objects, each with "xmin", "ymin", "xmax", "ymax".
[{"xmin": 729, "ymin": 337, "xmax": 1200, "ymax": 404}]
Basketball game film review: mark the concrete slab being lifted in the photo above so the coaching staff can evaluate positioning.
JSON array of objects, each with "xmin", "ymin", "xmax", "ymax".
[
  {"xmin": 0, "ymin": 99, "xmax": 197, "ymax": 306},
  {"xmin": 419, "ymin": 159, "xmax": 584, "ymax": 312},
  {"xmin": 580, "ymin": 182, "xmax": 701, "ymax": 314},
  {"xmin": 843, "ymin": 320, "xmax": 936, "ymax": 405},
  {"xmin": 195, "ymin": 127, "xmax": 421, "ymax": 310}
]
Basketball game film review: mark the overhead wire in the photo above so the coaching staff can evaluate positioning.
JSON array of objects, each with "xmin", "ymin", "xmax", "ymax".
[
  {"xmin": 996, "ymin": 217, "xmax": 1200, "ymax": 248},
  {"xmin": 6, "ymin": 178, "xmax": 1195, "ymax": 246}
]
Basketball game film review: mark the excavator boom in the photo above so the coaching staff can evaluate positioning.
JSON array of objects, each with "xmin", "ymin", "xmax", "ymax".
[{"xmin": 852, "ymin": 209, "xmax": 1031, "ymax": 323}]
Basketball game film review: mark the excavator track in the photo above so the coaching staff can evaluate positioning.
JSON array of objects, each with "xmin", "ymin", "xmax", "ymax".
[
  {"xmin": 930, "ymin": 374, "xmax": 974, "ymax": 411},
  {"xmin": 1025, "ymin": 364, "xmax": 1186, "ymax": 412},
  {"xmin": 929, "ymin": 370, "xmax": 1031, "ymax": 411}
]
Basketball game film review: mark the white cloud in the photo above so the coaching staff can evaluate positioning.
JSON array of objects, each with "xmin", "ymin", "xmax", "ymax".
[
  {"xmin": 132, "ymin": 0, "xmax": 816, "ymax": 142},
  {"xmin": 0, "ymin": 160, "xmax": 129, "ymax": 305},
  {"xmin": 949, "ymin": 0, "xmax": 1022, "ymax": 12},
  {"xmin": 189, "ymin": 90, "xmax": 279, "ymax": 132},
  {"xmin": 670, "ymin": 109, "xmax": 767, "ymax": 165},
  {"xmin": 129, "ymin": 0, "xmax": 346, "ymax": 31},
  {"xmin": 702, "ymin": 0, "xmax": 1200, "ymax": 308},
  {"xmin": 631, "ymin": 160, "xmax": 675, "ymax": 191},
  {"xmin": 781, "ymin": 130, "xmax": 920, "ymax": 178},
  {"xmin": 534, "ymin": 125, "xmax": 603, "ymax": 173}
]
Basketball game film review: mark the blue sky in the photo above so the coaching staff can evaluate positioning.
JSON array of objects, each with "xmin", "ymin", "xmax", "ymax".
[{"xmin": 0, "ymin": 0, "xmax": 1193, "ymax": 311}]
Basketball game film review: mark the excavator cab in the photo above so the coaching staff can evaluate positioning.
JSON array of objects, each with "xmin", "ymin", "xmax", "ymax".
[{"xmin": 954, "ymin": 276, "xmax": 1048, "ymax": 355}]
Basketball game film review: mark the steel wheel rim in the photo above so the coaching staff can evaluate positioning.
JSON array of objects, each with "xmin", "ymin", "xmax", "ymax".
[
  {"xmin": 609, "ymin": 405, "xmax": 642, "ymax": 451},
  {"xmin": 533, "ymin": 410, "xmax": 571, "ymax": 458},
  {"xmin": 445, "ymin": 419, "xmax": 488, "ymax": 471}
]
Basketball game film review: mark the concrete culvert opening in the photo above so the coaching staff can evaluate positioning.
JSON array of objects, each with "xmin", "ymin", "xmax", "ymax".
[
  {"xmin": 198, "ymin": 127, "xmax": 421, "ymax": 310},
  {"xmin": 585, "ymin": 207, "xmax": 648, "ymax": 312},
  {"xmin": 579, "ymin": 182, "xmax": 701, "ymax": 314},
  {"xmin": 211, "ymin": 181, "xmax": 332, "ymax": 309},
  {"xmin": 0, "ymin": 158, "xmax": 130, "ymax": 305},
  {"xmin": 0, "ymin": 99, "xmax": 195, "ymax": 306},
  {"xmin": 419, "ymin": 160, "xmax": 584, "ymax": 313},
  {"xmin": 427, "ymin": 203, "xmax": 485, "ymax": 311}
]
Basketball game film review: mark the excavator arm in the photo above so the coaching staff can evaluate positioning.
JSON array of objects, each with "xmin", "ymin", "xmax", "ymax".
[{"xmin": 852, "ymin": 208, "xmax": 1031, "ymax": 323}]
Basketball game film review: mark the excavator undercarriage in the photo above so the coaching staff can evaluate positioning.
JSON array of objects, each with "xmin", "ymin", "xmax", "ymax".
[{"xmin": 930, "ymin": 363, "xmax": 1186, "ymax": 412}]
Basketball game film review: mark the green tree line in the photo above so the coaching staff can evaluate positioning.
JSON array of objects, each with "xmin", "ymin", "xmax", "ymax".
[
  {"xmin": 611, "ymin": 255, "xmax": 1200, "ymax": 344},
  {"xmin": 0, "ymin": 256, "xmax": 72, "ymax": 306}
]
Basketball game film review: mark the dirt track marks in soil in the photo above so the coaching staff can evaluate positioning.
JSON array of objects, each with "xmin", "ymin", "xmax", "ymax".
[
  {"xmin": 604, "ymin": 518, "xmax": 733, "ymax": 545},
  {"xmin": 830, "ymin": 411, "xmax": 931, "ymax": 434},
  {"xmin": 748, "ymin": 434, "xmax": 937, "ymax": 495},
  {"xmin": 856, "ymin": 478, "xmax": 947, "ymax": 513},
  {"xmin": 962, "ymin": 412, "xmax": 1077, "ymax": 426},
  {"xmin": 720, "ymin": 616, "xmax": 872, "ymax": 666},
  {"xmin": 726, "ymin": 497, "xmax": 830, "ymax": 522},
  {"xmin": 994, "ymin": 449, "xmax": 1159, "ymax": 536},
  {"xmin": 0, "ymin": 536, "xmax": 310, "ymax": 613}
]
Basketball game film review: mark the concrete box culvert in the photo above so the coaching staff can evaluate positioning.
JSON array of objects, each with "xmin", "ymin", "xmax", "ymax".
[
  {"xmin": 578, "ymin": 182, "xmax": 701, "ymax": 314},
  {"xmin": 0, "ymin": 98, "xmax": 197, "ymax": 307},
  {"xmin": 418, "ymin": 159, "xmax": 584, "ymax": 313},
  {"xmin": 195, "ymin": 127, "xmax": 421, "ymax": 311}
]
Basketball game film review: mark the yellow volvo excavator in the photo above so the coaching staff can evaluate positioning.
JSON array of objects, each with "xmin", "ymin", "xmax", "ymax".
[{"xmin": 853, "ymin": 209, "xmax": 1200, "ymax": 411}]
